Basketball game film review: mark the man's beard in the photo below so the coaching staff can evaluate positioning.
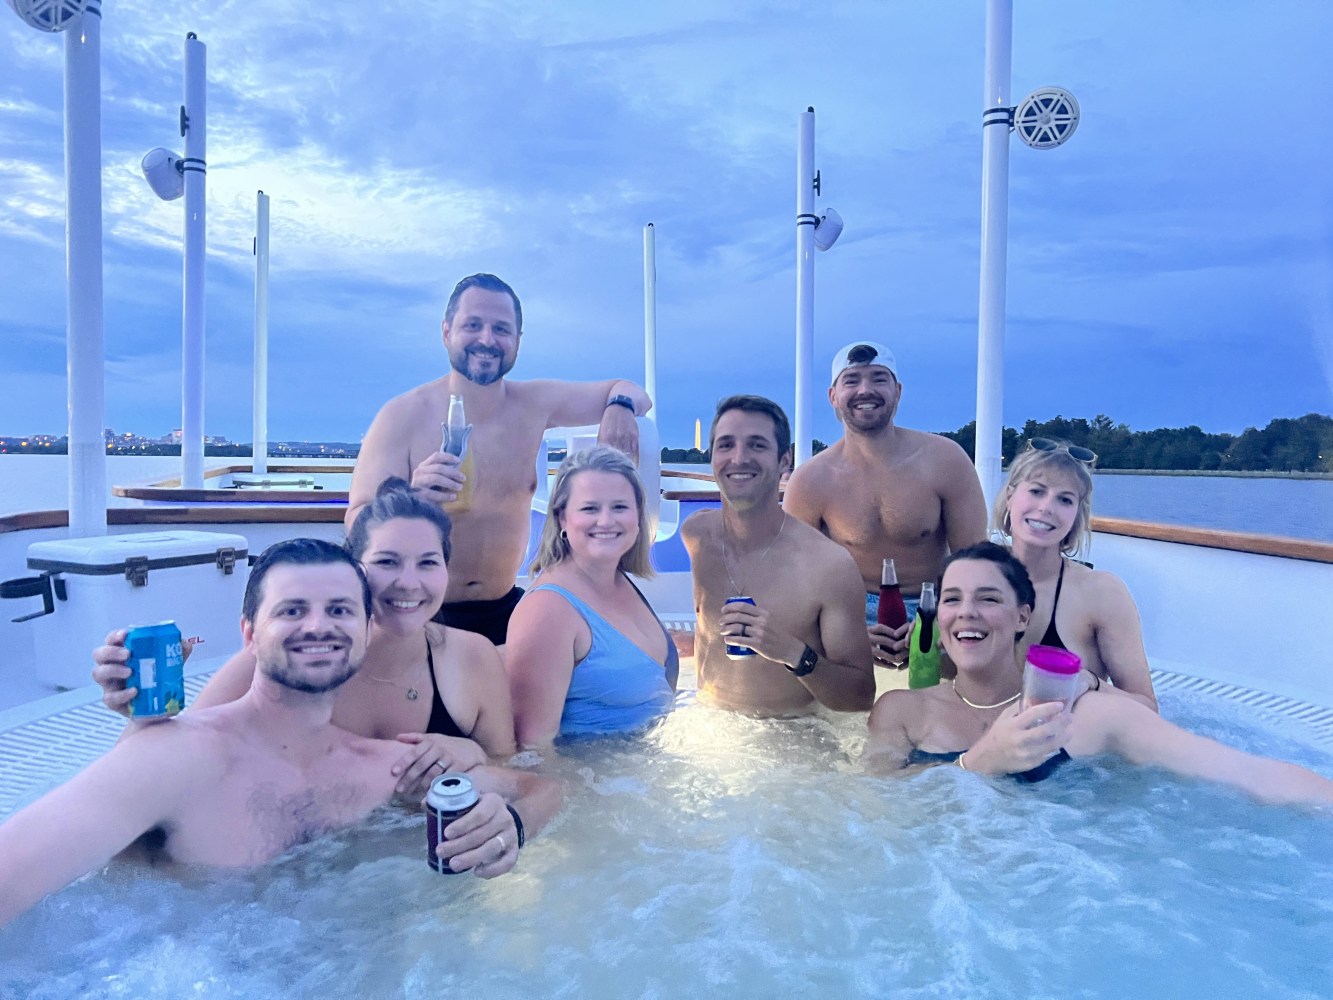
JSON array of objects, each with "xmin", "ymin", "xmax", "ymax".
[
  {"xmin": 261, "ymin": 638, "xmax": 360, "ymax": 694},
  {"xmin": 451, "ymin": 345, "xmax": 514, "ymax": 386},
  {"xmin": 839, "ymin": 398, "xmax": 894, "ymax": 434}
]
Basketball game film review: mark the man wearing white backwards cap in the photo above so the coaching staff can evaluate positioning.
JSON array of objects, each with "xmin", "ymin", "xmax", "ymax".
[{"xmin": 783, "ymin": 341, "xmax": 987, "ymax": 670}]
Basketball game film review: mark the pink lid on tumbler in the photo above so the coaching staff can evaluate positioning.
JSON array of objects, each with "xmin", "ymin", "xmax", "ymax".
[
  {"xmin": 1021, "ymin": 645, "xmax": 1082, "ymax": 710},
  {"xmin": 1025, "ymin": 645, "xmax": 1081, "ymax": 674}
]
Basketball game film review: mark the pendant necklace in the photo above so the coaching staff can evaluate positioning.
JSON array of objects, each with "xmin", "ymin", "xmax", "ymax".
[
  {"xmin": 951, "ymin": 679, "xmax": 1020, "ymax": 711},
  {"xmin": 722, "ymin": 514, "xmax": 786, "ymax": 596},
  {"xmin": 362, "ymin": 638, "xmax": 429, "ymax": 701}
]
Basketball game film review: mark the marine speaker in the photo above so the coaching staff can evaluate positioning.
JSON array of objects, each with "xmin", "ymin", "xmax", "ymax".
[
  {"xmin": 6, "ymin": 0, "xmax": 89, "ymax": 32},
  {"xmin": 1013, "ymin": 86, "xmax": 1080, "ymax": 150}
]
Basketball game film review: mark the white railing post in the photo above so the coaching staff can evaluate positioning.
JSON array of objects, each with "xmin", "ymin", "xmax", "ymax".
[
  {"xmin": 180, "ymin": 32, "xmax": 207, "ymax": 488},
  {"xmin": 643, "ymin": 223, "xmax": 657, "ymax": 422},
  {"xmin": 974, "ymin": 0, "xmax": 1013, "ymax": 510},
  {"xmin": 63, "ymin": 0, "xmax": 107, "ymax": 536},
  {"xmin": 253, "ymin": 190, "xmax": 270, "ymax": 474},
  {"xmin": 795, "ymin": 107, "xmax": 816, "ymax": 467}
]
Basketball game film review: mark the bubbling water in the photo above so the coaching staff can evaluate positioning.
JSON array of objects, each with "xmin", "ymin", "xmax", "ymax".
[{"xmin": 1, "ymin": 693, "xmax": 1330, "ymax": 999}]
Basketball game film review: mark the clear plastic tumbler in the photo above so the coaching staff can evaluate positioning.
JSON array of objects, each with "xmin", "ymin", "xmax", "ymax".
[{"xmin": 1021, "ymin": 644, "xmax": 1082, "ymax": 711}]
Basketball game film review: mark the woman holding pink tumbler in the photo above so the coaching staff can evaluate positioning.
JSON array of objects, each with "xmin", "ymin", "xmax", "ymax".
[{"xmin": 864, "ymin": 543, "xmax": 1333, "ymax": 807}]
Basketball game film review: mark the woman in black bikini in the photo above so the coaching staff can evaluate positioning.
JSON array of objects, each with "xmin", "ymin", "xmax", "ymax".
[
  {"xmin": 94, "ymin": 479, "xmax": 516, "ymax": 795},
  {"xmin": 992, "ymin": 438, "xmax": 1157, "ymax": 710},
  {"xmin": 864, "ymin": 543, "xmax": 1333, "ymax": 806}
]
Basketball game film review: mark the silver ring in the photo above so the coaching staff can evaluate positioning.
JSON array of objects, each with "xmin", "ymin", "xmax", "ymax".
[{"xmin": 494, "ymin": 834, "xmax": 506, "ymax": 855}]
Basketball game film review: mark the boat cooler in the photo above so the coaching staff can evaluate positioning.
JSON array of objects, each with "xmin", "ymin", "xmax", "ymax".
[{"xmin": 16, "ymin": 531, "xmax": 249, "ymax": 690}]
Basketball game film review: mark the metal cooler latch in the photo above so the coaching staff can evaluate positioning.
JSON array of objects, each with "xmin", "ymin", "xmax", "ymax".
[
  {"xmin": 125, "ymin": 557, "xmax": 150, "ymax": 587},
  {"xmin": 216, "ymin": 547, "xmax": 237, "ymax": 575}
]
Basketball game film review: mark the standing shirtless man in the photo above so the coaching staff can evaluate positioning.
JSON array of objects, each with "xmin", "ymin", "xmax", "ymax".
[
  {"xmin": 0, "ymin": 539, "xmax": 561, "ymax": 928},
  {"xmin": 783, "ymin": 342, "xmax": 987, "ymax": 669},
  {"xmin": 347, "ymin": 273, "xmax": 651, "ymax": 644},
  {"xmin": 681, "ymin": 395, "xmax": 873, "ymax": 715}
]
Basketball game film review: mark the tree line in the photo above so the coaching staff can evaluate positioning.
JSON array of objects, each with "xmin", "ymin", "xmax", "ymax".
[{"xmin": 661, "ymin": 413, "xmax": 1333, "ymax": 473}]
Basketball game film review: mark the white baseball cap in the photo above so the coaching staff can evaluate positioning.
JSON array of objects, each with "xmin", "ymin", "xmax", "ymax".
[{"xmin": 831, "ymin": 341, "xmax": 898, "ymax": 385}]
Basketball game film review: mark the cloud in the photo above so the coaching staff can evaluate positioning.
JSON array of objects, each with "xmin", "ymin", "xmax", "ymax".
[{"xmin": 1, "ymin": 0, "xmax": 1331, "ymax": 444}]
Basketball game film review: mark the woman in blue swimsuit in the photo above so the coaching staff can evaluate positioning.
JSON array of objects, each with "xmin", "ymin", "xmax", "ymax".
[
  {"xmin": 507, "ymin": 447, "xmax": 678, "ymax": 744},
  {"xmin": 864, "ymin": 543, "xmax": 1333, "ymax": 806},
  {"xmin": 993, "ymin": 439, "xmax": 1158, "ymax": 710},
  {"xmin": 93, "ymin": 479, "xmax": 517, "ymax": 795}
]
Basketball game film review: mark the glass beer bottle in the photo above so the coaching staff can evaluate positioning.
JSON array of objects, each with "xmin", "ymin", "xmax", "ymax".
[{"xmin": 440, "ymin": 394, "xmax": 476, "ymax": 514}]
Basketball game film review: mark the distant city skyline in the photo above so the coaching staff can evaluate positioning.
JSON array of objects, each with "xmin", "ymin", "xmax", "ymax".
[{"xmin": 2, "ymin": 3, "xmax": 1331, "ymax": 448}]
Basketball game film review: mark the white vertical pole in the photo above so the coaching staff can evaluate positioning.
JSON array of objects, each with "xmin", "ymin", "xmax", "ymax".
[
  {"xmin": 180, "ymin": 32, "xmax": 207, "ymax": 488},
  {"xmin": 975, "ymin": 0, "xmax": 1013, "ymax": 510},
  {"xmin": 64, "ymin": 0, "xmax": 107, "ymax": 537},
  {"xmin": 795, "ymin": 106, "xmax": 816, "ymax": 467},
  {"xmin": 253, "ymin": 190, "xmax": 270, "ymax": 474},
  {"xmin": 643, "ymin": 223, "xmax": 657, "ymax": 422}
]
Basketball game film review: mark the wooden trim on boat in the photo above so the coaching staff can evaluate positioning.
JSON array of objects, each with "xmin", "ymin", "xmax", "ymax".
[
  {"xmin": 0, "ymin": 506, "xmax": 348, "ymax": 534},
  {"xmin": 1090, "ymin": 516, "xmax": 1333, "ymax": 563},
  {"xmin": 113, "ymin": 488, "xmax": 350, "ymax": 503},
  {"xmin": 3, "ymin": 505, "xmax": 1330, "ymax": 564},
  {"xmin": 111, "ymin": 464, "xmax": 354, "ymax": 502}
]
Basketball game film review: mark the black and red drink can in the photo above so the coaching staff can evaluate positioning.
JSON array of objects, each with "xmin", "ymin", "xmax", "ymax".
[{"xmin": 426, "ymin": 773, "xmax": 479, "ymax": 874}]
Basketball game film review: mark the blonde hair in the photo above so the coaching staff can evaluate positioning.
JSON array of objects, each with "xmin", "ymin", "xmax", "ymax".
[
  {"xmin": 530, "ymin": 446, "xmax": 655, "ymax": 578},
  {"xmin": 992, "ymin": 443, "xmax": 1095, "ymax": 557}
]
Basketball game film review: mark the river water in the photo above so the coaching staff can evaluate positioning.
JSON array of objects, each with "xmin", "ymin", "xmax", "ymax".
[{"xmin": 0, "ymin": 455, "xmax": 1330, "ymax": 543}]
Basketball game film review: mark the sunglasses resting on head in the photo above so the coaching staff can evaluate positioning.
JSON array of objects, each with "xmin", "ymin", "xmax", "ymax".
[{"xmin": 1027, "ymin": 438, "xmax": 1097, "ymax": 464}]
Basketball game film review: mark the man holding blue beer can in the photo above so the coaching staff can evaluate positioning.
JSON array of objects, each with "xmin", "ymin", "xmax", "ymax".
[
  {"xmin": 0, "ymin": 539, "xmax": 561, "ymax": 928},
  {"xmin": 681, "ymin": 395, "xmax": 873, "ymax": 716}
]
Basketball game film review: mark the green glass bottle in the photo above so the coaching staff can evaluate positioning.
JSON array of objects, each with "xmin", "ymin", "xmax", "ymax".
[{"xmin": 907, "ymin": 582, "xmax": 941, "ymax": 689}]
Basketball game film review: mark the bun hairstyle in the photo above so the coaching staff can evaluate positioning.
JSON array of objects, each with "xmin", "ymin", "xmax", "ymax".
[
  {"xmin": 346, "ymin": 476, "xmax": 453, "ymax": 562},
  {"xmin": 940, "ymin": 541, "xmax": 1037, "ymax": 613}
]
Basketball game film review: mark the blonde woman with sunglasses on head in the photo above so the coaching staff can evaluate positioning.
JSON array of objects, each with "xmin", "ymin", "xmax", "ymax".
[{"xmin": 992, "ymin": 439, "xmax": 1158, "ymax": 710}]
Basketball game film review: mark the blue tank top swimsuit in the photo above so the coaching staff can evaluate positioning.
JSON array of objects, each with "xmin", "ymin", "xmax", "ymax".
[{"xmin": 530, "ymin": 581, "xmax": 678, "ymax": 738}]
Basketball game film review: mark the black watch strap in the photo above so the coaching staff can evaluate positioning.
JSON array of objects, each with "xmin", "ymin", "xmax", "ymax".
[
  {"xmin": 788, "ymin": 644, "xmax": 818, "ymax": 677},
  {"xmin": 605, "ymin": 394, "xmax": 636, "ymax": 413}
]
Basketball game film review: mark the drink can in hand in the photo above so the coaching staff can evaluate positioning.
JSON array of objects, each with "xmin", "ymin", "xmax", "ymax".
[
  {"xmin": 125, "ymin": 621, "xmax": 185, "ymax": 718},
  {"xmin": 723, "ymin": 595, "xmax": 756, "ymax": 660},
  {"xmin": 426, "ymin": 773, "xmax": 480, "ymax": 874}
]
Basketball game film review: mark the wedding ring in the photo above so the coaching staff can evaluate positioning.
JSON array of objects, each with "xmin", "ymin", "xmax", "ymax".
[
  {"xmin": 741, "ymin": 624, "xmax": 749, "ymax": 637},
  {"xmin": 494, "ymin": 834, "xmax": 506, "ymax": 855}
]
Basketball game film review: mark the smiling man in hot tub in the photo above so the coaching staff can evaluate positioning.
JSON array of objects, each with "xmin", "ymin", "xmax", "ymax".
[
  {"xmin": 683, "ymin": 395, "xmax": 875, "ymax": 715},
  {"xmin": 0, "ymin": 539, "xmax": 561, "ymax": 928}
]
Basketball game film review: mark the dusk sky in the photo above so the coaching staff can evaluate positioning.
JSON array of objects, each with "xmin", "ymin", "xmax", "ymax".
[{"xmin": 2, "ymin": 1, "xmax": 1331, "ymax": 449}]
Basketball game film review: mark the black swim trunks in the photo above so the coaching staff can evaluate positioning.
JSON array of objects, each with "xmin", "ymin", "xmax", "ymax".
[{"xmin": 432, "ymin": 586, "xmax": 524, "ymax": 646}]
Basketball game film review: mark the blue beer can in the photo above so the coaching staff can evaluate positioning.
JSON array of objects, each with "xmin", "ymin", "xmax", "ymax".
[
  {"xmin": 724, "ymin": 595, "xmax": 757, "ymax": 660},
  {"xmin": 125, "ymin": 621, "xmax": 186, "ymax": 718}
]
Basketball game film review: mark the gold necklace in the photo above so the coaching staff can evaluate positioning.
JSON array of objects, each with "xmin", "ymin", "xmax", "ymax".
[
  {"xmin": 951, "ymin": 679, "xmax": 1020, "ymax": 711},
  {"xmin": 362, "ymin": 639, "xmax": 429, "ymax": 702},
  {"xmin": 722, "ymin": 514, "xmax": 786, "ymax": 596}
]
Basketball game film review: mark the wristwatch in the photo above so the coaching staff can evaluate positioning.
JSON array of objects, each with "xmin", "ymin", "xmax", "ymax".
[
  {"xmin": 605, "ymin": 394, "xmax": 636, "ymax": 413},
  {"xmin": 787, "ymin": 644, "xmax": 818, "ymax": 677}
]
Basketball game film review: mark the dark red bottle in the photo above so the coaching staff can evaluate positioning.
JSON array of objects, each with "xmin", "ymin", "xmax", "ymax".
[{"xmin": 876, "ymin": 558, "xmax": 908, "ymax": 629}]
